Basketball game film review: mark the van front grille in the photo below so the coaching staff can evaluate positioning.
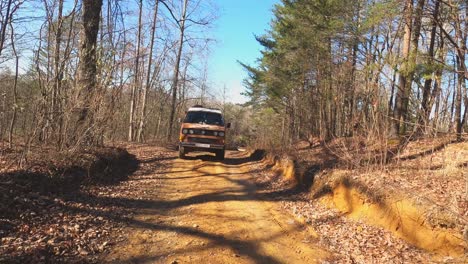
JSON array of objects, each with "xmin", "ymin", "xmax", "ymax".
[
  {"xmin": 190, "ymin": 129, "xmax": 217, "ymax": 136},
  {"xmin": 188, "ymin": 137, "xmax": 219, "ymax": 144}
]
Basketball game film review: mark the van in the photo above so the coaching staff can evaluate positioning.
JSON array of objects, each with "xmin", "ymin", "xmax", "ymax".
[{"xmin": 178, "ymin": 105, "xmax": 230, "ymax": 160}]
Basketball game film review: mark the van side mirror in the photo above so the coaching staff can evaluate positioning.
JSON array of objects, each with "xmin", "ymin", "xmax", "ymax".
[
  {"xmin": 178, "ymin": 118, "xmax": 182, "ymax": 123},
  {"xmin": 226, "ymin": 123, "xmax": 231, "ymax": 129}
]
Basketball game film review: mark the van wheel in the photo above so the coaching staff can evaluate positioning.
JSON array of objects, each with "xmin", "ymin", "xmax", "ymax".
[
  {"xmin": 216, "ymin": 150, "xmax": 225, "ymax": 160},
  {"xmin": 179, "ymin": 147, "xmax": 186, "ymax": 159}
]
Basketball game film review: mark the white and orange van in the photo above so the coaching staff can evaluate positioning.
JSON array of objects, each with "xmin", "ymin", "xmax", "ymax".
[{"xmin": 178, "ymin": 105, "xmax": 230, "ymax": 160}]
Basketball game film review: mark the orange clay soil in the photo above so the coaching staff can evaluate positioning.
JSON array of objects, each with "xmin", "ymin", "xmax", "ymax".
[
  {"xmin": 265, "ymin": 153, "xmax": 466, "ymax": 259},
  {"xmin": 277, "ymin": 138, "xmax": 468, "ymax": 261},
  {"xmin": 321, "ymin": 180, "xmax": 466, "ymax": 257},
  {"xmin": 104, "ymin": 149, "xmax": 329, "ymax": 264}
]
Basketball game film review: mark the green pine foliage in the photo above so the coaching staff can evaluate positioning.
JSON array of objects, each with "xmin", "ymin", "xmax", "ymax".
[{"xmin": 241, "ymin": 0, "xmax": 384, "ymax": 144}]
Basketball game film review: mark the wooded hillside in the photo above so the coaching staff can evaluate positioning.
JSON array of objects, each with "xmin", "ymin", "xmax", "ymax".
[
  {"xmin": 242, "ymin": 0, "xmax": 467, "ymax": 148},
  {"xmin": 0, "ymin": 0, "xmax": 467, "ymax": 156},
  {"xmin": 0, "ymin": 0, "xmax": 216, "ymax": 153}
]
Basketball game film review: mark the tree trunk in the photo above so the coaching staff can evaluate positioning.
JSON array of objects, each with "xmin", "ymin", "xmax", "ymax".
[
  {"xmin": 417, "ymin": 0, "xmax": 438, "ymax": 135},
  {"xmin": 454, "ymin": 2, "xmax": 467, "ymax": 141},
  {"xmin": 407, "ymin": 0, "xmax": 425, "ymax": 133},
  {"xmin": 8, "ymin": 22, "xmax": 19, "ymax": 148},
  {"xmin": 128, "ymin": 0, "xmax": 143, "ymax": 142},
  {"xmin": 76, "ymin": 0, "xmax": 103, "ymax": 145},
  {"xmin": 53, "ymin": 0, "xmax": 64, "ymax": 148},
  {"xmin": 393, "ymin": 0, "xmax": 414, "ymax": 135},
  {"xmin": 0, "ymin": 0, "xmax": 12, "ymax": 57},
  {"xmin": 450, "ymin": 70, "xmax": 456, "ymax": 131},
  {"xmin": 167, "ymin": 0, "xmax": 188, "ymax": 141},
  {"xmin": 137, "ymin": 0, "xmax": 159, "ymax": 142},
  {"xmin": 455, "ymin": 54, "xmax": 465, "ymax": 141}
]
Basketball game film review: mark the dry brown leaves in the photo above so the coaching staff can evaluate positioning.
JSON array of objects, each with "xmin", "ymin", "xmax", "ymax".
[
  {"xmin": 251, "ymin": 137, "xmax": 468, "ymax": 263},
  {"xmin": 0, "ymin": 144, "xmax": 174, "ymax": 263}
]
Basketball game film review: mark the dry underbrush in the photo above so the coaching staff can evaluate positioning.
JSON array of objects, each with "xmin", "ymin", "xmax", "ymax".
[
  {"xmin": 295, "ymin": 136, "xmax": 467, "ymax": 231},
  {"xmin": 255, "ymin": 135, "xmax": 468, "ymax": 262}
]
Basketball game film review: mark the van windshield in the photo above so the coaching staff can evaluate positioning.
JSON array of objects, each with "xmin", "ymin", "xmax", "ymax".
[{"xmin": 184, "ymin": 111, "xmax": 224, "ymax": 126}]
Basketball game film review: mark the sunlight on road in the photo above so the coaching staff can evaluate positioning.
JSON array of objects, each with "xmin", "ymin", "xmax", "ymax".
[{"xmin": 106, "ymin": 151, "xmax": 328, "ymax": 263}]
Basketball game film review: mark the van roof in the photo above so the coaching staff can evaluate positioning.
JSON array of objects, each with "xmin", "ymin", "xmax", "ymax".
[{"xmin": 188, "ymin": 107, "xmax": 222, "ymax": 114}]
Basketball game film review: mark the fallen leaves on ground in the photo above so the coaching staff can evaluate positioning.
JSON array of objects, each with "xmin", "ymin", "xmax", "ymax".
[
  {"xmin": 0, "ymin": 144, "xmax": 173, "ymax": 263},
  {"xmin": 250, "ymin": 138, "xmax": 468, "ymax": 263}
]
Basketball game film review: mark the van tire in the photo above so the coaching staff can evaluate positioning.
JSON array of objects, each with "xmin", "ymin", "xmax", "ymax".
[
  {"xmin": 179, "ymin": 147, "xmax": 186, "ymax": 159},
  {"xmin": 216, "ymin": 149, "xmax": 225, "ymax": 160}
]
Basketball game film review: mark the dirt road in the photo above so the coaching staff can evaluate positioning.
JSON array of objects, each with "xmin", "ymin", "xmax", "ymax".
[{"xmin": 105, "ymin": 148, "xmax": 328, "ymax": 263}]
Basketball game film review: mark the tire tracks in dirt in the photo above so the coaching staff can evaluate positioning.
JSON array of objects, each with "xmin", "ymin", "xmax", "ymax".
[{"xmin": 104, "ymin": 150, "xmax": 328, "ymax": 263}]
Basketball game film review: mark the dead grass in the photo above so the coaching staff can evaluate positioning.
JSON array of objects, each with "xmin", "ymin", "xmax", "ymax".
[{"xmin": 292, "ymin": 136, "xmax": 467, "ymax": 228}]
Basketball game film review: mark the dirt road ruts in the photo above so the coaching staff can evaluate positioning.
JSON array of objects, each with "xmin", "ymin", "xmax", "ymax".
[{"xmin": 105, "ymin": 148, "xmax": 328, "ymax": 263}]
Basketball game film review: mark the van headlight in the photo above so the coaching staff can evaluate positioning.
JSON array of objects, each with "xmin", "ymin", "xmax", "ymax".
[
  {"xmin": 219, "ymin": 132, "xmax": 225, "ymax": 137},
  {"xmin": 214, "ymin": 131, "xmax": 218, "ymax": 136},
  {"xmin": 182, "ymin": 129, "xmax": 188, "ymax": 134},
  {"xmin": 189, "ymin": 129, "xmax": 194, "ymax": 134}
]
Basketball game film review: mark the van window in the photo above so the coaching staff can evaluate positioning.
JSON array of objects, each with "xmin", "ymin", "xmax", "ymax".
[{"xmin": 184, "ymin": 111, "xmax": 224, "ymax": 126}]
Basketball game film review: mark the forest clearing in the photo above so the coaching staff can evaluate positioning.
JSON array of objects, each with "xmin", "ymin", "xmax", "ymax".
[{"xmin": 1, "ymin": 0, "xmax": 468, "ymax": 263}]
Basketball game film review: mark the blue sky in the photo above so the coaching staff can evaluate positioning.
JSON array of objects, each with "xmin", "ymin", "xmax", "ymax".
[{"xmin": 209, "ymin": 0, "xmax": 279, "ymax": 104}]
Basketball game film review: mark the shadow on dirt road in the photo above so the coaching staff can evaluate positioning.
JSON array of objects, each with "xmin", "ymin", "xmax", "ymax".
[
  {"xmin": 98, "ymin": 147, "xmax": 327, "ymax": 263},
  {"xmin": 0, "ymin": 145, "xmax": 327, "ymax": 263}
]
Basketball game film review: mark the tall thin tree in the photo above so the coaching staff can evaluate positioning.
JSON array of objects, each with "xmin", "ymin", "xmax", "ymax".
[{"xmin": 76, "ymin": 0, "xmax": 103, "ymax": 145}]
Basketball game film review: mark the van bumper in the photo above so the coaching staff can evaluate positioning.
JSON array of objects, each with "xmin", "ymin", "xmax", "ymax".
[{"xmin": 179, "ymin": 142, "xmax": 225, "ymax": 151}]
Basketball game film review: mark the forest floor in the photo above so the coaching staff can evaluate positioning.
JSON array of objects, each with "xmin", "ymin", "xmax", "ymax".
[
  {"xmin": 0, "ymin": 138, "xmax": 467, "ymax": 263},
  {"xmin": 0, "ymin": 145, "xmax": 139, "ymax": 263},
  {"xmin": 267, "ymin": 136, "xmax": 468, "ymax": 263}
]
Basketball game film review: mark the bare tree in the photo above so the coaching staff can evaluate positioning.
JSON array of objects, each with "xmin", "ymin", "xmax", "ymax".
[
  {"xmin": 7, "ymin": 21, "xmax": 18, "ymax": 148},
  {"xmin": 418, "ymin": 0, "xmax": 441, "ymax": 135},
  {"xmin": 0, "ymin": 0, "xmax": 13, "ymax": 58},
  {"xmin": 167, "ymin": 0, "xmax": 188, "ymax": 140},
  {"xmin": 437, "ymin": 0, "xmax": 467, "ymax": 141},
  {"xmin": 136, "ymin": 0, "xmax": 160, "ymax": 142},
  {"xmin": 165, "ymin": 0, "xmax": 212, "ymax": 140},
  {"xmin": 76, "ymin": 0, "xmax": 103, "ymax": 145},
  {"xmin": 128, "ymin": 0, "xmax": 143, "ymax": 141},
  {"xmin": 393, "ymin": 0, "xmax": 414, "ymax": 136}
]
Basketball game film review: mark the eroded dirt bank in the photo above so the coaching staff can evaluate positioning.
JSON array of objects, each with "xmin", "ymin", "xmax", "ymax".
[{"xmin": 257, "ymin": 139, "xmax": 467, "ymax": 263}]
